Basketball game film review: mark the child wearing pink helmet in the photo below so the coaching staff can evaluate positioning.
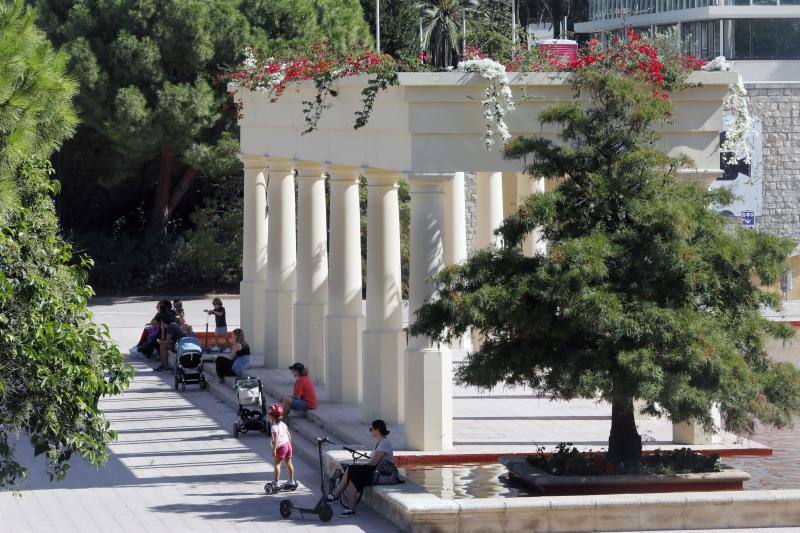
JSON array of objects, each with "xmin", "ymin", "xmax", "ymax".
[{"xmin": 269, "ymin": 404, "xmax": 297, "ymax": 489}]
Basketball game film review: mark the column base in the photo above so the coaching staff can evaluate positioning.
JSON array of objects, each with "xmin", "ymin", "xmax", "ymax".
[
  {"xmin": 673, "ymin": 404, "xmax": 722, "ymax": 444},
  {"xmin": 404, "ymin": 346, "xmax": 453, "ymax": 451},
  {"xmin": 362, "ymin": 329, "xmax": 405, "ymax": 424},
  {"xmin": 240, "ymin": 280, "xmax": 268, "ymax": 355},
  {"xmin": 294, "ymin": 302, "xmax": 327, "ymax": 384},
  {"xmin": 325, "ymin": 314, "xmax": 365, "ymax": 404},
  {"xmin": 265, "ymin": 289, "xmax": 296, "ymax": 368}
]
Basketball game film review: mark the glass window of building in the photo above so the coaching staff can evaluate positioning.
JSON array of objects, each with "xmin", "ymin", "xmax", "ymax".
[{"xmin": 723, "ymin": 19, "xmax": 800, "ymax": 59}]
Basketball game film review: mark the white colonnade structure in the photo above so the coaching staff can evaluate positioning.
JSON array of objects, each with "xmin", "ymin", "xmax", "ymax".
[{"xmin": 231, "ymin": 71, "xmax": 736, "ymax": 450}]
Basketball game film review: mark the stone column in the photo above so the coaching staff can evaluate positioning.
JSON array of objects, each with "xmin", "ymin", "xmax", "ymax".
[
  {"xmin": 264, "ymin": 158, "xmax": 297, "ymax": 368},
  {"xmin": 239, "ymin": 154, "xmax": 268, "ymax": 355},
  {"xmin": 673, "ymin": 406, "xmax": 723, "ymax": 445},
  {"xmin": 362, "ymin": 169, "xmax": 405, "ymax": 424},
  {"xmin": 405, "ymin": 174, "xmax": 452, "ymax": 451},
  {"xmin": 443, "ymin": 172, "xmax": 468, "ymax": 266},
  {"xmin": 294, "ymin": 161, "xmax": 328, "ymax": 382},
  {"xmin": 475, "ymin": 171, "xmax": 504, "ymax": 249},
  {"xmin": 516, "ymin": 173, "xmax": 546, "ymax": 256},
  {"xmin": 325, "ymin": 165, "xmax": 365, "ymax": 403}
]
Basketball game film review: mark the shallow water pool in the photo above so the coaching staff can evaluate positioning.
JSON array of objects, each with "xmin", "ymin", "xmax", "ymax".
[{"xmin": 398, "ymin": 462, "xmax": 536, "ymax": 499}]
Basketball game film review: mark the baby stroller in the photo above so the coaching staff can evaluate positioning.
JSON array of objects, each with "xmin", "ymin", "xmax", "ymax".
[
  {"xmin": 233, "ymin": 376, "xmax": 268, "ymax": 437},
  {"xmin": 174, "ymin": 336, "xmax": 207, "ymax": 392}
]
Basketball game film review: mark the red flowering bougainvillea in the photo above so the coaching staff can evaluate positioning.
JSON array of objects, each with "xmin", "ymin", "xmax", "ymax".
[{"xmin": 229, "ymin": 29, "xmax": 706, "ymax": 134}]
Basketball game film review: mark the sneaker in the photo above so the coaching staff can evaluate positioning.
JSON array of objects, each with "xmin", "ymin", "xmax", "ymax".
[
  {"xmin": 325, "ymin": 494, "xmax": 335, "ymax": 502},
  {"xmin": 129, "ymin": 345, "xmax": 141, "ymax": 357},
  {"xmin": 339, "ymin": 510, "xmax": 355, "ymax": 517}
]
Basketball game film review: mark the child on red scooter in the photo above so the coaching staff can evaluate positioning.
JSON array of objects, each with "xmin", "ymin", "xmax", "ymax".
[{"xmin": 269, "ymin": 404, "xmax": 298, "ymax": 491}]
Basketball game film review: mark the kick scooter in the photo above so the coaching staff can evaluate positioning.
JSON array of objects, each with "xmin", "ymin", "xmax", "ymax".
[{"xmin": 279, "ymin": 437, "xmax": 334, "ymax": 522}]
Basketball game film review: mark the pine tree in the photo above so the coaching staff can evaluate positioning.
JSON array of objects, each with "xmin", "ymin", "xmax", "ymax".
[
  {"xmin": 29, "ymin": 0, "xmax": 372, "ymax": 231},
  {"xmin": 411, "ymin": 68, "xmax": 800, "ymax": 465}
]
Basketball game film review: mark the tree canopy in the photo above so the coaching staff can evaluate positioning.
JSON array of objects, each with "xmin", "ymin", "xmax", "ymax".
[
  {"xmin": 411, "ymin": 68, "xmax": 800, "ymax": 464},
  {"xmin": 29, "ymin": 0, "xmax": 372, "ymax": 232},
  {"xmin": 0, "ymin": 0, "xmax": 132, "ymax": 487}
]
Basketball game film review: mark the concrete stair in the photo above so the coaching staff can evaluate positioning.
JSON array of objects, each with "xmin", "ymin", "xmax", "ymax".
[{"xmin": 204, "ymin": 368, "xmax": 356, "ymax": 466}]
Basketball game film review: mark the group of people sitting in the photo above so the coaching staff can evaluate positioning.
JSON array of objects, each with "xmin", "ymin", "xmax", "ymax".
[{"xmin": 130, "ymin": 298, "xmax": 251, "ymax": 380}]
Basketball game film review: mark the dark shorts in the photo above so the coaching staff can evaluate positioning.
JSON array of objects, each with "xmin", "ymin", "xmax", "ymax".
[{"xmin": 346, "ymin": 463, "xmax": 376, "ymax": 493}]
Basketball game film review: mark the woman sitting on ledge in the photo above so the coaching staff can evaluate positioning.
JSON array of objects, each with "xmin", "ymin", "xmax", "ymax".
[
  {"xmin": 215, "ymin": 328, "xmax": 250, "ymax": 383},
  {"xmin": 327, "ymin": 419, "xmax": 393, "ymax": 517}
]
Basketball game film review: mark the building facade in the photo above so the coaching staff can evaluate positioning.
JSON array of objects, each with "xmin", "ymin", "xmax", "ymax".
[
  {"xmin": 577, "ymin": 4, "xmax": 800, "ymax": 241},
  {"xmin": 575, "ymin": 2, "xmax": 800, "ymax": 82}
]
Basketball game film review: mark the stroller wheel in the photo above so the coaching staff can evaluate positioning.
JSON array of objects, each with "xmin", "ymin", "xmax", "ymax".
[
  {"xmin": 263, "ymin": 482, "xmax": 274, "ymax": 495},
  {"xmin": 279, "ymin": 499, "xmax": 292, "ymax": 518},
  {"xmin": 174, "ymin": 374, "xmax": 179, "ymax": 390},
  {"xmin": 200, "ymin": 380, "xmax": 207, "ymax": 391},
  {"xmin": 233, "ymin": 422, "xmax": 239, "ymax": 438},
  {"xmin": 182, "ymin": 382, "xmax": 186, "ymax": 392},
  {"xmin": 318, "ymin": 502, "xmax": 333, "ymax": 522}
]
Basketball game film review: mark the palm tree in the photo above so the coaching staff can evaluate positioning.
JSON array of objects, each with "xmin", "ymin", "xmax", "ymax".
[{"xmin": 417, "ymin": 0, "xmax": 480, "ymax": 67}]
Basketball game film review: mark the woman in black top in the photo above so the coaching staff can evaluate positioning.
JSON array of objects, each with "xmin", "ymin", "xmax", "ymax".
[{"xmin": 215, "ymin": 328, "xmax": 251, "ymax": 382}]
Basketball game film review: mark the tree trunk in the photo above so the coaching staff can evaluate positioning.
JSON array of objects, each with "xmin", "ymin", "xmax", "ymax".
[
  {"xmin": 149, "ymin": 143, "xmax": 174, "ymax": 232},
  {"xmin": 551, "ymin": 0, "xmax": 563, "ymax": 39},
  {"xmin": 166, "ymin": 167, "xmax": 198, "ymax": 221},
  {"xmin": 607, "ymin": 396, "xmax": 642, "ymax": 465}
]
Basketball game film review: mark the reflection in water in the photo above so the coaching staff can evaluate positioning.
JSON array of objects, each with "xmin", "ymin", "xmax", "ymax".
[
  {"xmin": 723, "ymin": 418, "xmax": 800, "ymax": 490},
  {"xmin": 398, "ymin": 462, "xmax": 536, "ymax": 499}
]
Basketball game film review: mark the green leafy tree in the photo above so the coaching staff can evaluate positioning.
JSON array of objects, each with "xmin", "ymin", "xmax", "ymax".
[
  {"xmin": 0, "ymin": 0, "xmax": 132, "ymax": 486},
  {"xmin": 411, "ymin": 68, "xmax": 800, "ymax": 465},
  {"xmin": 31, "ymin": 0, "xmax": 372, "ymax": 232},
  {"xmin": 360, "ymin": 0, "xmax": 421, "ymax": 57},
  {"xmin": 418, "ymin": 0, "xmax": 479, "ymax": 67}
]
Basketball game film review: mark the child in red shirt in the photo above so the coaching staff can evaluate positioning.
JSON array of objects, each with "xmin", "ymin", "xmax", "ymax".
[{"xmin": 281, "ymin": 362, "xmax": 317, "ymax": 416}]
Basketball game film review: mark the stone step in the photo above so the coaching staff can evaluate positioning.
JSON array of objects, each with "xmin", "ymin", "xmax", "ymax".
[{"xmin": 204, "ymin": 371, "xmax": 347, "ymax": 466}]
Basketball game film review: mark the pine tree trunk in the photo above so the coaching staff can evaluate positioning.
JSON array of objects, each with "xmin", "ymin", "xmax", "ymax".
[
  {"xmin": 607, "ymin": 396, "xmax": 642, "ymax": 465},
  {"xmin": 149, "ymin": 143, "xmax": 173, "ymax": 232}
]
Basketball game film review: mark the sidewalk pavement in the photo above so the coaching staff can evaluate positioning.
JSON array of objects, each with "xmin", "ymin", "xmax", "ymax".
[{"xmin": 1, "ymin": 297, "xmax": 398, "ymax": 533}]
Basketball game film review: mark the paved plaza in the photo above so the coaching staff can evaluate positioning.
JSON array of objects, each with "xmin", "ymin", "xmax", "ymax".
[
  {"xmin": 0, "ymin": 297, "xmax": 397, "ymax": 533},
  {"xmin": 0, "ymin": 295, "xmax": 791, "ymax": 533}
]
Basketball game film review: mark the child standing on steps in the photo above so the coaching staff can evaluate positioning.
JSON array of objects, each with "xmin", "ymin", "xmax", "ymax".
[{"xmin": 269, "ymin": 404, "xmax": 297, "ymax": 489}]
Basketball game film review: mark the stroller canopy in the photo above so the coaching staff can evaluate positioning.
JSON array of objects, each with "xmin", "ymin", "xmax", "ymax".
[{"xmin": 177, "ymin": 336, "xmax": 203, "ymax": 356}]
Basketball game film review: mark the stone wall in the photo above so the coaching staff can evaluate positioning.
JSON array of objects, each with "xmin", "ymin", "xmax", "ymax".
[
  {"xmin": 746, "ymin": 83, "xmax": 800, "ymax": 240},
  {"xmin": 464, "ymin": 172, "xmax": 477, "ymax": 257}
]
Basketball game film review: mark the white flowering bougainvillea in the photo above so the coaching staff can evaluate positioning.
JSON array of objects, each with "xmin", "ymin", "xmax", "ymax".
[
  {"xmin": 703, "ymin": 56, "xmax": 754, "ymax": 165},
  {"xmin": 456, "ymin": 58, "xmax": 515, "ymax": 149}
]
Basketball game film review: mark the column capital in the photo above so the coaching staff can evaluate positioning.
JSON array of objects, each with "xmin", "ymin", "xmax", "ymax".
[
  {"xmin": 266, "ymin": 157, "xmax": 294, "ymax": 174},
  {"xmin": 363, "ymin": 168, "xmax": 400, "ymax": 186},
  {"xmin": 293, "ymin": 159, "xmax": 324, "ymax": 178},
  {"xmin": 324, "ymin": 163, "xmax": 361, "ymax": 183},
  {"xmin": 238, "ymin": 153, "xmax": 268, "ymax": 169},
  {"xmin": 405, "ymin": 172, "xmax": 452, "ymax": 189}
]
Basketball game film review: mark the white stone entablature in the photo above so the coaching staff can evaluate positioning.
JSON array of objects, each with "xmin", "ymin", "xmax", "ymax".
[
  {"xmin": 233, "ymin": 70, "xmax": 736, "ymax": 450},
  {"xmin": 231, "ymin": 71, "xmax": 738, "ymax": 183}
]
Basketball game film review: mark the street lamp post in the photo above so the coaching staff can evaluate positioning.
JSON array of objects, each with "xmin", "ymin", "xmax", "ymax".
[{"xmin": 376, "ymin": 0, "xmax": 381, "ymax": 53}]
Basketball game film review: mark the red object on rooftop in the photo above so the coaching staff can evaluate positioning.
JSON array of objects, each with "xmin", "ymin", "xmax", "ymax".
[{"xmin": 538, "ymin": 39, "xmax": 578, "ymax": 62}]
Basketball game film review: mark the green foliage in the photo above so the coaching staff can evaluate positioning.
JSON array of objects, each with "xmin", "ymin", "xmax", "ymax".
[
  {"xmin": 418, "ymin": 0, "xmax": 479, "ymax": 67},
  {"xmin": 0, "ymin": 0, "xmax": 76, "ymax": 221},
  {"xmin": 411, "ymin": 68, "xmax": 800, "ymax": 464},
  {"xmin": 0, "ymin": 0, "xmax": 132, "ymax": 487},
  {"xmin": 527, "ymin": 443, "xmax": 721, "ymax": 476},
  {"xmin": 242, "ymin": 0, "xmax": 372, "ymax": 56},
  {"xmin": 360, "ymin": 0, "xmax": 421, "ymax": 57}
]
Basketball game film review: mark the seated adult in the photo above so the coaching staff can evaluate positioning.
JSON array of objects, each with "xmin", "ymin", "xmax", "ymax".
[
  {"xmin": 327, "ymin": 419, "xmax": 394, "ymax": 517},
  {"xmin": 133, "ymin": 316, "xmax": 160, "ymax": 357},
  {"xmin": 281, "ymin": 363, "xmax": 317, "ymax": 416},
  {"xmin": 215, "ymin": 328, "xmax": 251, "ymax": 383},
  {"xmin": 154, "ymin": 313, "xmax": 184, "ymax": 372}
]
